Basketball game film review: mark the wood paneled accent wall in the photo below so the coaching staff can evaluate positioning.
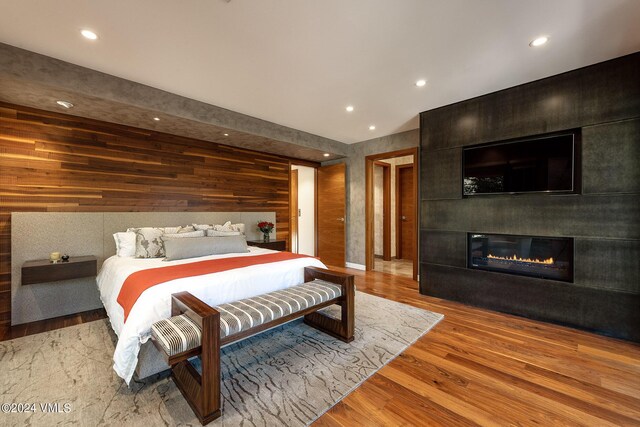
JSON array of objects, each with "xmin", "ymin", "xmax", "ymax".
[
  {"xmin": 419, "ymin": 53, "xmax": 640, "ymax": 341},
  {"xmin": 0, "ymin": 103, "xmax": 295, "ymax": 331}
]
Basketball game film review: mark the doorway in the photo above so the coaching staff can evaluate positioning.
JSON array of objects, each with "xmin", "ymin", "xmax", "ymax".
[
  {"xmin": 290, "ymin": 165, "xmax": 316, "ymax": 256},
  {"xmin": 365, "ymin": 148, "xmax": 418, "ymax": 279}
]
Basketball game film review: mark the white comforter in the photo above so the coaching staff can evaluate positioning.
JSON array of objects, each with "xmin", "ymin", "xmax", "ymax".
[{"xmin": 96, "ymin": 247, "xmax": 326, "ymax": 384}]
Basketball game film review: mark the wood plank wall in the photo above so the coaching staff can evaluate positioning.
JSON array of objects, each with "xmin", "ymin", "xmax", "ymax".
[{"xmin": 0, "ymin": 102, "xmax": 295, "ymax": 331}]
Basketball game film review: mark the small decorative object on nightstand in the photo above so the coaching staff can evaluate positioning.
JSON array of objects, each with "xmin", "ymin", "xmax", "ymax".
[
  {"xmin": 257, "ymin": 220, "xmax": 274, "ymax": 242},
  {"xmin": 247, "ymin": 239, "xmax": 286, "ymax": 251},
  {"xmin": 22, "ymin": 255, "xmax": 98, "ymax": 286}
]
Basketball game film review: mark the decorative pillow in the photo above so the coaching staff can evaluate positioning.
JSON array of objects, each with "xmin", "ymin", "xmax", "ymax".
[
  {"xmin": 113, "ymin": 232, "xmax": 136, "ymax": 257},
  {"xmin": 213, "ymin": 221, "xmax": 233, "ymax": 231},
  {"xmin": 164, "ymin": 225, "xmax": 195, "ymax": 234},
  {"xmin": 230, "ymin": 223, "xmax": 245, "ymax": 234},
  {"xmin": 206, "ymin": 230, "xmax": 241, "ymax": 237},
  {"xmin": 164, "ymin": 236, "xmax": 248, "ymax": 261},
  {"xmin": 193, "ymin": 222, "xmax": 245, "ymax": 234},
  {"xmin": 192, "ymin": 223, "xmax": 213, "ymax": 231},
  {"xmin": 164, "ymin": 230, "xmax": 205, "ymax": 239},
  {"xmin": 129, "ymin": 227, "xmax": 166, "ymax": 258}
]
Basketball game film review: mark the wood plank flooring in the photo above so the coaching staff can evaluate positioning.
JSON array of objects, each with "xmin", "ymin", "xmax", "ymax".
[
  {"xmin": 315, "ymin": 267, "xmax": 640, "ymax": 426},
  {"xmin": 1, "ymin": 268, "xmax": 638, "ymax": 426}
]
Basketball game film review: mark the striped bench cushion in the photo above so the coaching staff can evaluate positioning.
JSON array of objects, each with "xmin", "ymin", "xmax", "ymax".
[
  {"xmin": 151, "ymin": 279, "xmax": 342, "ymax": 357},
  {"xmin": 151, "ymin": 313, "xmax": 202, "ymax": 358}
]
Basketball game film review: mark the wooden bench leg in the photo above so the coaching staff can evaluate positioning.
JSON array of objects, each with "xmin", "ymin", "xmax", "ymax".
[
  {"xmin": 304, "ymin": 274, "xmax": 355, "ymax": 342},
  {"xmin": 170, "ymin": 293, "xmax": 222, "ymax": 425}
]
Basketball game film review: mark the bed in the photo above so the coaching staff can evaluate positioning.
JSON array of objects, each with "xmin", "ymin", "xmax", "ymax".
[{"xmin": 97, "ymin": 246, "xmax": 326, "ymax": 384}]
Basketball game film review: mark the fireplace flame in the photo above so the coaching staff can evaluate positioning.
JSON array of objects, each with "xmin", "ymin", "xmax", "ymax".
[{"xmin": 487, "ymin": 254, "xmax": 554, "ymax": 265}]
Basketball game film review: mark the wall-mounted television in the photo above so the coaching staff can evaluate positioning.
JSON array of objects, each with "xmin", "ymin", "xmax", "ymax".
[{"xmin": 463, "ymin": 130, "xmax": 579, "ymax": 196}]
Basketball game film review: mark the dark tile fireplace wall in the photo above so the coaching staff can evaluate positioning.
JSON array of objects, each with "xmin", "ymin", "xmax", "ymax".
[{"xmin": 419, "ymin": 53, "xmax": 640, "ymax": 341}]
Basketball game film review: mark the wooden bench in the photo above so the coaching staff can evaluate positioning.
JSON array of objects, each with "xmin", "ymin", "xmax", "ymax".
[{"xmin": 150, "ymin": 266, "xmax": 355, "ymax": 424}]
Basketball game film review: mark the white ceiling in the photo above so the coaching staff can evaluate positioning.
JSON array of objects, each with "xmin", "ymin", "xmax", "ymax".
[{"xmin": 1, "ymin": 0, "xmax": 639, "ymax": 144}]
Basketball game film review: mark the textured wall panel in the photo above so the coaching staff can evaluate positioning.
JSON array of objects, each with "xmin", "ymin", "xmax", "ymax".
[
  {"xmin": 574, "ymin": 238, "xmax": 640, "ymax": 294},
  {"xmin": 421, "ymin": 53, "xmax": 640, "ymax": 150},
  {"xmin": 421, "ymin": 263, "xmax": 640, "ymax": 341},
  {"xmin": 582, "ymin": 119, "xmax": 640, "ymax": 194},
  {"xmin": 422, "ymin": 147, "xmax": 461, "ymax": 201},
  {"xmin": 0, "ymin": 104, "xmax": 294, "ymax": 329},
  {"xmin": 423, "ymin": 195, "xmax": 639, "ymax": 239},
  {"xmin": 420, "ymin": 230, "xmax": 466, "ymax": 267},
  {"xmin": 419, "ymin": 54, "xmax": 640, "ymax": 341},
  {"xmin": 325, "ymin": 130, "xmax": 419, "ymax": 266}
]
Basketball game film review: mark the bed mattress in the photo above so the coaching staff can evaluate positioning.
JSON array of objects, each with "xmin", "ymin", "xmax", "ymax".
[{"xmin": 96, "ymin": 246, "xmax": 326, "ymax": 383}]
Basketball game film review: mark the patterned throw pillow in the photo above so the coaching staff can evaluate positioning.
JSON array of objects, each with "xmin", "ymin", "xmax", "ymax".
[
  {"xmin": 128, "ymin": 227, "xmax": 166, "ymax": 258},
  {"xmin": 193, "ymin": 222, "xmax": 245, "ymax": 234}
]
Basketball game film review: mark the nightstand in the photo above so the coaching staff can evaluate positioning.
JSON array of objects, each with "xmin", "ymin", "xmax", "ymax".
[
  {"xmin": 22, "ymin": 255, "xmax": 98, "ymax": 286},
  {"xmin": 247, "ymin": 240, "xmax": 287, "ymax": 251}
]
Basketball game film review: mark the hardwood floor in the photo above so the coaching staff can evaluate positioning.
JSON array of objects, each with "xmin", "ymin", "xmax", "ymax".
[
  {"xmin": 373, "ymin": 258, "xmax": 413, "ymax": 278},
  {"xmin": 1, "ymin": 269, "xmax": 638, "ymax": 426},
  {"xmin": 0, "ymin": 308, "xmax": 106, "ymax": 341},
  {"xmin": 316, "ymin": 267, "xmax": 640, "ymax": 426}
]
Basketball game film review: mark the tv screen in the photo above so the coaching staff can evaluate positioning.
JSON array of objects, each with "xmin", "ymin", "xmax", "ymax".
[{"xmin": 463, "ymin": 132, "xmax": 576, "ymax": 195}]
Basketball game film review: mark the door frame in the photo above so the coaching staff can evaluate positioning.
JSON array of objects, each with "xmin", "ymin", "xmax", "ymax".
[
  {"xmin": 373, "ymin": 161, "xmax": 391, "ymax": 260},
  {"xmin": 289, "ymin": 168, "xmax": 299, "ymax": 253},
  {"xmin": 395, "ymin": 163, "xmax": 414, "ymax": 261},
  {"xmin": 365, "ymin": 147, "xmax": 419, "ymax": 280}
]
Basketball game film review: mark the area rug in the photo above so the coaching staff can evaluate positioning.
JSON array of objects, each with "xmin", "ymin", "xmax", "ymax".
[{"xmin": 0, "ymin": 291, "xmax": 443, "ymax": 426}]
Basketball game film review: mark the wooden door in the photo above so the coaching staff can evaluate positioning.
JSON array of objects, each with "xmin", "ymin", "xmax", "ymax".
[
  {"xmin": 396, "ymin": 165, "xmax": 415, "ymax": 261},
  {"xmin": 317, "ymin": 163, "xmax": 346, "ymax": 267},
  {"xmin": 289, "ymin": 168, "xmax": 299, "ymax": 253}
]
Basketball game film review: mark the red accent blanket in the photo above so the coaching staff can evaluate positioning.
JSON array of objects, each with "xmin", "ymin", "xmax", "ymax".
[{"xmin": 117, "ymin": 252, "xmax": 312, "ymax": 321}]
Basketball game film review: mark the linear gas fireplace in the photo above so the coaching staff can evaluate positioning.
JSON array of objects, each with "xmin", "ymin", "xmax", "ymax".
[{"xmin": 468, "ymin": 233, "xmax": 574, "ymax": 282}]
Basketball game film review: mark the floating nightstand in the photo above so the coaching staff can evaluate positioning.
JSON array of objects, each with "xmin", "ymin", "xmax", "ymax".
[
  {"xmin": 247, "ymin": 239, "xmax": 287, "ymax": 251},
  {"xmin": 21, "ymin": 255, "xmax": 98, "ymax": 286}
]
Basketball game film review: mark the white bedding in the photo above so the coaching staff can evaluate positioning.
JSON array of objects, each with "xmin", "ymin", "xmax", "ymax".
[{"xmin": 96, "ymin": 246, "xmax": 326, "ymax": 384}]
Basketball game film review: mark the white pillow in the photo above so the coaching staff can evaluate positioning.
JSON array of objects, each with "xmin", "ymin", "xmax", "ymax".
[
  {"xmin": 206, "ymin": 230, "xmax": 241, "ymax": 237},
  {"xmin": 113, "ymin": 232, "xmax": 136, "ymax": 257}
]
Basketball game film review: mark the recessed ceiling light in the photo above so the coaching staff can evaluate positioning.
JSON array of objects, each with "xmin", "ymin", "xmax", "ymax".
[
  {"xmin": 345, "ymin": 105, "xmax": 354, "ymax": 112},
  {"xmin": 56, "ymin": 100, "xmax": 74, "ymax": 109},
  {"xmin": 81, "ymin": 29, "xmax": 98, "ymax": 40},
  {"xmin": 323, "ymin": 153, "xmax": 330, "ymax": 157},
  {"xmin": 223, "ymin": 133, "xmax": 229, "ymax": 136},
  {"xmin": 153, "ymin": 117, "xmax": 160, "ymax": 121},
  {"xmin": 415, "ymin": 79, "xmax": 427, "ymax": 87},
  {"xmin": 529, "ymin": 36, "xmax": 548, "ymax": 47},
  {"xmin": 369, "ymin": 125, "xmax": 376, "ymax": 130}
]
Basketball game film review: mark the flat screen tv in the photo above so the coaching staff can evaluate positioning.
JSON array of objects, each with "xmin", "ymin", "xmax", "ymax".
[{"xmin": 463, "ymin": 131, "xmax": 578, "ymax": 196}]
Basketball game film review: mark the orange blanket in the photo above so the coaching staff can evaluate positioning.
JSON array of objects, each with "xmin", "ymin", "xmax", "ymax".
[{"xmin": 117, "ymin": 252, "xmax": 312, "ymax": 321}]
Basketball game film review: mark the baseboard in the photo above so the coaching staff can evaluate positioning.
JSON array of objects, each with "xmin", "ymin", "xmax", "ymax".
[{"xmin": 345, "ymin": 262, "xmax": 366, "ymax": 271}]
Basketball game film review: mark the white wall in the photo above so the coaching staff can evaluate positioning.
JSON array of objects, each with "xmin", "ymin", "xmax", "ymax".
[{"xmin": 292, "ymin": 165, "xmax": 315, "ymax": 256}]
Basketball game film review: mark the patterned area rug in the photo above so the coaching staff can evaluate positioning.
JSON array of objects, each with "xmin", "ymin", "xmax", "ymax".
[{"xmin": 0, "ymin": 292, "xmax": 443, "ymax": 426}]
